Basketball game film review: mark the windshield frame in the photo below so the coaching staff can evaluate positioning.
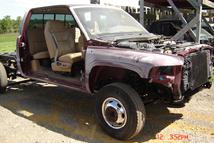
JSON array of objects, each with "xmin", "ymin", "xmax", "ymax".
[
  {"xmin": 70, "ymin": 5, "xmax": 149, "ymax": 41},
  {"xmin": 70, "ymin": 6, "xmax": 90, "ymax": 40}
]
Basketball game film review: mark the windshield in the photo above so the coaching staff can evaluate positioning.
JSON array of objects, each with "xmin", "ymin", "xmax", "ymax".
[{"xmin": 74, "ymin": 7, "xmax": 149, "ymax": 39}]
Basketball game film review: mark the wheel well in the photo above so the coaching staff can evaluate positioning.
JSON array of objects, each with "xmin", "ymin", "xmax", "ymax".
[
  {"xmin": 89, "ymin": 66, "xmax": 144, "ymax": 93},
  {"xmin": 89, "ymin": 66, "xmax": 174, "ymax": 103}
]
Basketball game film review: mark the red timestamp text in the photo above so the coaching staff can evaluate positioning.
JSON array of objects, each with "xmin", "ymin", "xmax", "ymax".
[{"xmin": 156, "ymin": 133, "xmax": 189, "ymax": 141}]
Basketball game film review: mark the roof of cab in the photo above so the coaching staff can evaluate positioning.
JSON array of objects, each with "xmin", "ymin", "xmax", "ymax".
[
  {"xmin": 29, "ymin": 4, "xmax": 117, "ymax": 13},
  {"xmin": 30, "ymin": 4, "xmax": 112, "ymax": 10}
]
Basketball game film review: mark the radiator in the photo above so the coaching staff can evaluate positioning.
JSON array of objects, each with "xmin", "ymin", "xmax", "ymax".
[{"xmin": 189, "ymin": 51, "xmax": 209, "ymax": 90}]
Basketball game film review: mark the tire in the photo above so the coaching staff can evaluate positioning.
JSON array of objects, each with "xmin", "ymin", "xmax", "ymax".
[
  {"xmin": 95, "ymin": 83, "xmax": 146, "ymax": 140},
  {"xmin": 0, "ymin": 62, "xmax": 8, "ymax": 94}
]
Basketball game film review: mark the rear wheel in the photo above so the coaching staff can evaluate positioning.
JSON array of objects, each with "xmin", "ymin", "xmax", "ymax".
[
  {"xmin": 0, "ymin": 62, "xmax": 8, "ymax": 94},
  {"xmin": 95, "ymin": 83, "xmax": 146, "ymax": 140}
]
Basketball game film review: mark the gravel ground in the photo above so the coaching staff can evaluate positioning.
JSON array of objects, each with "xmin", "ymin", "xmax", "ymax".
[{"xmin": 0, "ymin": 80, "xmax": 213, "ymax": 143}]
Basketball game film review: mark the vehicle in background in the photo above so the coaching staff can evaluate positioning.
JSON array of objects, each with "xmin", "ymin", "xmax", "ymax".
[{"xmin": 0, "ymin": 5, "xmax": 213, "ymax": 140}]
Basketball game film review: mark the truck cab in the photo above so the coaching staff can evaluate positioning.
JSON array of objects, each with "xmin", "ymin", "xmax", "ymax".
[{"xmin": 17, "ymin": 5, "xmax": 87, "ymax": 92}]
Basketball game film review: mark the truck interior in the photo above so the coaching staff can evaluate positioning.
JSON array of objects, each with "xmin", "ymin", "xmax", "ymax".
[{"xmin": 26, "ymin": 6, "xmax": 85, "ymax": 83}]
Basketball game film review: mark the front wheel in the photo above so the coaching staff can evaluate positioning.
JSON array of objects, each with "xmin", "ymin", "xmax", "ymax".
[
  {"xmin": 95, "ymin": 83, "xmax": 146, "ymax": 140},
  {"xmin": 0, "ymin": 62, "xmax": 8, "ymax": 94}
]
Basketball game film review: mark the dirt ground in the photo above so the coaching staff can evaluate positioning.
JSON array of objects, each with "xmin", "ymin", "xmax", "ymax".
[{"xmin": 0, "ymin": 79, "xmax": 214, "ymax": 143}]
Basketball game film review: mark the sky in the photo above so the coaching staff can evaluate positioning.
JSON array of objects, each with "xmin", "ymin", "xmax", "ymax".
[{"xmin": 0, "ymin": 0, "xmax": 140, "ymax": 19}]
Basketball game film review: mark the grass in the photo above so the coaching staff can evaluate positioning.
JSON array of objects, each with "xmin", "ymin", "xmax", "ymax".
[{"xmin": 0, "ymin": 33, "xmax": 18, "ymax": 52}]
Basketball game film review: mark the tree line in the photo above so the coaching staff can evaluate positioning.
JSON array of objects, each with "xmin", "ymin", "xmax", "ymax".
[{"xmin": 0, "ymin": 16, "xmax": 22, "ymax": 34}]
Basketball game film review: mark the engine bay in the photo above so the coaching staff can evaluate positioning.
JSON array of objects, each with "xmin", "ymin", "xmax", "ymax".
[{"xmin": 115, "ymin": 40, "xmax": 200, "ymax": 55}]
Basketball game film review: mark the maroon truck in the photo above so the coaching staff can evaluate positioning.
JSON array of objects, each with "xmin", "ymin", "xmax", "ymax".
[{"xmin": 0, "ymin": 4, "xmax": 213, "ymax": 140}]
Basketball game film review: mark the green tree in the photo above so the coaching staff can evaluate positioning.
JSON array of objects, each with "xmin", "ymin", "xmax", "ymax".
[
  {"xmin": 13, "ymin": 16, "xmax": 22, "ymax": 33},
  {"xmin": 0, "ymin": 16, "xmax": 12, "ymax": 33},
  {"xmin": 0, "ymin": 20, "xmax": 3, "ymax": 33},
  {"xmin": 0, "ymin": 16, "xmax": 21, "ymax": 33}
]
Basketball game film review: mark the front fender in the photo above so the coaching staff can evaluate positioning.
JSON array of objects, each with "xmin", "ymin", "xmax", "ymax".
[{"xmin": 85, "ymin": 46, "xmax": 184, "ymax": 92}]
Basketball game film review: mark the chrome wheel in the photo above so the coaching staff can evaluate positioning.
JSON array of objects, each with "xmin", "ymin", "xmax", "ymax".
[{"xmin": 102, "ymin": 97, "xmax": 127, "ymax": 129}]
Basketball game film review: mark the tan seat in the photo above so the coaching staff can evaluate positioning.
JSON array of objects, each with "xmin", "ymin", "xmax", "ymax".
[
  {"xmin": 59, "ymin": 52, "xmax": 82, "ymax": 63},
  {"xmin": 75, "ymin": 28, "xmax": 85, "ymax": 58},
  {"xmin": 28, "ymin": 29, "xmax": 49, "ymax": 60},
  {"xmin": 44, "ymin": 21, "xmax": 82, "ymax": 72}
]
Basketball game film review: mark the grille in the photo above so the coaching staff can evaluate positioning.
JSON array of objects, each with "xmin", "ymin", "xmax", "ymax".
[{"xmin": 189, "ymin": 51, "xmax": 209, "ymax": 90}]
